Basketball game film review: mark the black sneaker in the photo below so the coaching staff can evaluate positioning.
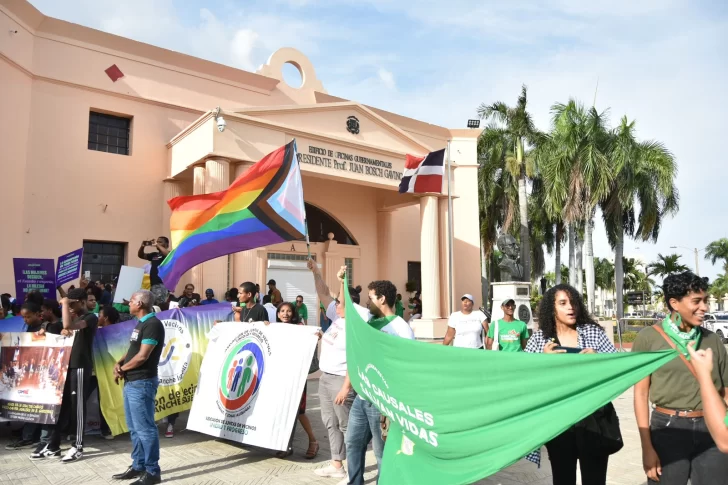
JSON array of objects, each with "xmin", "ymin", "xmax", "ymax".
[
  {"xmin": 29, "ymin": 443, "xmax": 61, "ymax": 460},
  {"xmin": 5, "ymin": 439, "xmax": 37, "ymax": 450}
]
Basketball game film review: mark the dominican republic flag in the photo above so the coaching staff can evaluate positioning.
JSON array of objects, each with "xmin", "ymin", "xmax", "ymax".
[{"xmin": 398, "ymin": 148, "xmax": 445, "ymax": 194}]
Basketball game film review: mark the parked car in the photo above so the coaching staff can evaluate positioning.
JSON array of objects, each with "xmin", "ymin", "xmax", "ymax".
[
  {"xmin": 624, "ymin": 312, "xmax": 643, "ymax": 319},
  {"xmin": 704, "ymin": 314, "xmax": 728, "ymax": 342}
]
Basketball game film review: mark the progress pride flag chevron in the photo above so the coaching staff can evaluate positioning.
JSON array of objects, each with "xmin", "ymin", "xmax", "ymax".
[{"xmin": 398, "ymin": 148, "xmax": 445, "ymax": 194}]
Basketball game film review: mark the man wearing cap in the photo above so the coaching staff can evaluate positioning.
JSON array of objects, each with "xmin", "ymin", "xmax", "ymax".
[
  {"xmin": 443, "ymin": 294, "xmax": 489, "ymax": 349},
  {"xmin": 267, "ymin": 279, "xmax": 283, "ymax": 306},
  {"xmin": 486, "ymin": 298, "xmax": 529, "ymax": 352},
  {"xmin": 200, "ymin": 289, "xmax": 219, "ymax": 305}
]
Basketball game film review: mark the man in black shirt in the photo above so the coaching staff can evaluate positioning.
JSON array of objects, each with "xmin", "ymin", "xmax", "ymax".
[
  {"xmin": 111, "ymin": 290, "xmax": 165, "ymax": 485},
  {"xmin": 230, "ymin": 281, "xmax": 269, "ymax": 323},
  {"xmin": 30, "ymin": 288, "xmax": 98, "ymax": 463},
  {"xmin": 138, "ymin": 236, "xmax": 171, "ymax": 306}
]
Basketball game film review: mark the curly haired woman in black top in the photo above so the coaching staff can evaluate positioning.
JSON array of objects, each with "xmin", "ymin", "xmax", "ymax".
[{"xmin": 526, "ymin": 284, "xmax": 616, "ymax": 485}]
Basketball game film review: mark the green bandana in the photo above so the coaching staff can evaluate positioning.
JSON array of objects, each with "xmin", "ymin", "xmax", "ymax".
[
  {"xmin": 369, "ymin": 315, "xmax": 397, "ymax": 331},
  {"xmin": 662, "ymin": 314, "xmax": 701, "ymax": 359}
]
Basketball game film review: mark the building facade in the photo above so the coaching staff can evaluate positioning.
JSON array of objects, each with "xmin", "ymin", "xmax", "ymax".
[{"xmin": 1, "ymin": 1, "xmax": 482, "ymax": 336}]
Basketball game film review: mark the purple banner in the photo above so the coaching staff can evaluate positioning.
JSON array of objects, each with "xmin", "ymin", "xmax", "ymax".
[
  {"xmin": 56, "ymin": 248, "xmax": 83, "ymax": 286},
  {"xmin": 13, "ymin": 258, "xmax": 56, "ymax": 304}
]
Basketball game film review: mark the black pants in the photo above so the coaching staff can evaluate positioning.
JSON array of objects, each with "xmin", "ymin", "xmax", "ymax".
[
  {"xmin": 47, "ymin": 368, "xmax": 91, "ymax": 450},
  {"xmin": 649, "ymin": 410, "xmax": 728, "ymax": 485},
  {"xmin": 545, "ymin": 428, "xmax": 609, "ymax": 485}
]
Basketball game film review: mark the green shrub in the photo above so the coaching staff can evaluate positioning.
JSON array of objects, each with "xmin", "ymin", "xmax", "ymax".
[{"xmin": 617, "ymin": 331, "xmax": 638, "ymax": 343}]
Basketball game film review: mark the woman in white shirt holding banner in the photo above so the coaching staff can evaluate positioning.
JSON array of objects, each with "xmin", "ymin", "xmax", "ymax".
[
  {"xmin": 443, "ymin": 294, "xmax": 489, "ymax": 349},
  {"xmin": 307, "ymin": 259, "xmax": 370, "ymax": 480}
]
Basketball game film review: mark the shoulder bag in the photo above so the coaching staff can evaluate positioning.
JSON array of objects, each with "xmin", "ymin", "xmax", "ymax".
[
  {"xmin": 652, "ymin": 325, "xmax": 698, "ymax": 378},
  {"xmin": 574, "ymin": 402, "xmax": 624, "ymax": 456},
  {"xmin": 491, "ymin": 320, "xmax": 500, "ymax": 351},
  {"xmin": 308, "ymin": 342, "xmax": 320, "ymax": 374}
]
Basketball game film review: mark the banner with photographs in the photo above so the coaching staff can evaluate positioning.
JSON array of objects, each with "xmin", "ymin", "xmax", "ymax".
[{"xmin": 0, "ymin": 332, "xmax": 74, "ymax": 423}]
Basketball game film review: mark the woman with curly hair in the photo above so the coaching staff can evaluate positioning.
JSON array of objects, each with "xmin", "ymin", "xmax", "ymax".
[
  {"xmin": 632, "ymin": 271, "xmax": 728, "ymax": 485},
  {"xmin": 276, "ymin": 302, "xmax": 319, "ymax": 460},
  {"xmin": 526, "ymin": 284, "xmax": 615, "ymax": 485}
]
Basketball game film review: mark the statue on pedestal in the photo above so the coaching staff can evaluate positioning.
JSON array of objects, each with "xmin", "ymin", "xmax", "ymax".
[{"xmin": 497, "ymin": 233, "xmax": 524, "ymax": 282}]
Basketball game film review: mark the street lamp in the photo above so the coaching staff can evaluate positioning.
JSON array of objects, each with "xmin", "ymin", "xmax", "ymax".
[{"xmin": 669, "ymin": 246, "xmax": 705, "ymax": 276}]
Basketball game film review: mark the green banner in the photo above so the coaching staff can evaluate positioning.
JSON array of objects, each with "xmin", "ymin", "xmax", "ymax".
[
  {"xmin": 343, "ymin": 277, "xmax": 677, "ymax": 485},
  {"xmin": 93, "ymin": 304, "xmax": 232, "ymax": 435}
]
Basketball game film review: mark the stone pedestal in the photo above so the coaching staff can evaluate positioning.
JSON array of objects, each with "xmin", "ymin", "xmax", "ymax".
[
  {"xmin": 710, "ymin": 295, "xmax": 718, "ymax": 313},
  {"xmin": 412, "ymin": 318, "xmax": 449, "ymax": 340},
  {"xmin": 490, "ymin": 281, "xmax": 534, "ymax": 329}
]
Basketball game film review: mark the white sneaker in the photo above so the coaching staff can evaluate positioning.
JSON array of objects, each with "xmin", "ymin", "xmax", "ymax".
[
  {"xmin": 165, "ymin": 423, "xmax": 174, "ymax": 438},
  {"xmin": 61, "ymin": 446, "xmax": 83, "ymax": 463},
  {"xmin": 314, "ymin": 464, "xmax": 347, "ymax": 478}
]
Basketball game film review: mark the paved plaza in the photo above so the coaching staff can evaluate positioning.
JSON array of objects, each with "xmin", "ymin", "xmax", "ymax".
[{"xmin": 0, "ymin": 377, "xmax": 648, "ymax": 485}]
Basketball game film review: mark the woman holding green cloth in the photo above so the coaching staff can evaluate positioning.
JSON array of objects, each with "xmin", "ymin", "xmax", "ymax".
[{"xmin": 632, "ymin": 271, "xmax": 728, "ymax": 484}]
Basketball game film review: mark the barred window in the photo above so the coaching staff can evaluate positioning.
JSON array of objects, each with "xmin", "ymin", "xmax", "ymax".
[
  {"xmin": 345, "ymin": 258, "xmax": 354, "ymax": 285},
  {"xmin": 88, "ymin": 111, "xmax": 130, "ymax": 155}
]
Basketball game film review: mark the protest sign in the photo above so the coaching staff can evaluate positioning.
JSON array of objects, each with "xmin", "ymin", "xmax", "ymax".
[
  {"xmin": 0, "ymin": 332, "xmax": 74, "ymax": 424},
  {"xmin": 113, "ymin": 266, "xmax": 144, "ymax": 304},
  {"xmin": 56, "ymin": 248, "xmax": 83, "ymax": 286},
  {"xmin": 13, "ymin": 258, "xmax": 56, "ymax": 304},
  {"xmin": 342, "ymin": 276, "xmax": 678, "ymax": 485},
  {"xmin": 187, "ymin": 322, "xmax": 317, "ymax": 451},
  {"xmin": 93, "ymin": 303, "xmax": 232, "ymax": 435}
]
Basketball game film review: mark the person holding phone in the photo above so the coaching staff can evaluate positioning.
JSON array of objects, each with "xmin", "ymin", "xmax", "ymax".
[
  {"xmin": 525, "ymin": 284, "xmax": 616, "ymax": 485},
  {"xmin": 138, "ymin": 237, "xmax": 171, "ymax": 306}
]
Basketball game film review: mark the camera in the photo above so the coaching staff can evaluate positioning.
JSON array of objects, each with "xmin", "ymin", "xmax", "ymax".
[
  {"xmin": 216, "ymin": 116, "xmax": 226, "ymax": 133},
  {"xmin": 143, "ymin": 239, "xmax": 155, "ymax": 246}
]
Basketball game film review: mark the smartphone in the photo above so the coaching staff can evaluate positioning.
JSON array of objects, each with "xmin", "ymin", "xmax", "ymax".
[
  {"xmin": 143, "ymin": 240, "xmax": 152, "ymax": 246},
  {"xmin": 554, "ymin": 346, "xmax": 582, "ymax": 354}
]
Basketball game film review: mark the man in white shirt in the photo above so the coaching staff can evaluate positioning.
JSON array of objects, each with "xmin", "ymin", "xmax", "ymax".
[
  {"xmin": 442, "ymin": 294, "xmax": 489, "ymax": 349},
  {"xmin": 339, "ymin": 268, "xmax": 414, "ymax": 485},
  {"xmin": 262, "ymin": 295, "xmax": 277, "ymax": 322}
]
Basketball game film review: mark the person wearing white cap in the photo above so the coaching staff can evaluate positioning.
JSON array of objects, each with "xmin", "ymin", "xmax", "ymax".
[
  {"xmin": 443, "ymin": 294, "xmax": 489, "ymax": 349},
  {"xmin": 486, "ymin": 298, "xmax": 529, "ymax": 352}
]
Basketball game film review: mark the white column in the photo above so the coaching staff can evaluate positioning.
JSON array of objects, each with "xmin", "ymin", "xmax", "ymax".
[
  {"xmin": 162, "ymin": 180, "xmax": 182, "ymax": 241},
  {"xmin": 420, "ymin": 195, "xmax": 441, "ymax": 319},
  {"xmin": 377, "ymin": 210, "xmax": 393, "ymax": 280},
  {"xmin": 184, "ymin": 166, "xmax": 206, "ymax": 294},
  {"xmin": 202, "ymin": 159, "xmax": 230, "ymax": 299}
]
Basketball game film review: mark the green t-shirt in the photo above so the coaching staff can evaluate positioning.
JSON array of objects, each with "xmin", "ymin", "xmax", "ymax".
[
  {"xmin": 487, "ymin": 319, "xmax": 528, "ymax": 352},
  {"xmin": 395, "ymin": 300, "xmax": 405, "ymax": 318},
  {"xmin": 297, "ymin": 303, "xmax": 308, "ymax": 321},
  {"xmin": 633, "ymin": 326, "xmax": 728, "ymax": 410},
  {"xmin": 113, "ymin": 302, "xmax": 130, "ymax": 313}
]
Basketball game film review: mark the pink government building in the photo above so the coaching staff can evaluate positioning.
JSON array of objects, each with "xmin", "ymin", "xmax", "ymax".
[{"xmin": 1, "ymin": 0, "xmax": 482, "ymax": 337}]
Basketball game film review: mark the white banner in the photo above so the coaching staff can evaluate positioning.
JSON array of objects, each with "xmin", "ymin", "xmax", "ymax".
[{"xmin": 187, "ymin": 322, "xmax": 317, "ymax": 451}]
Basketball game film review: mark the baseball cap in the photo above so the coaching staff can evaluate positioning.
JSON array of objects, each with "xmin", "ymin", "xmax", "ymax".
[
  {"xmin": 501, "ymin": 298, "xmax": 516, "ymax": 306},
  {"xmin": 461, "ymin": 294, "xmax": 474, "ymax": 303},
  {"xmin": 267, "ymin": 279, "xmax": 276, "ymax": 285}
]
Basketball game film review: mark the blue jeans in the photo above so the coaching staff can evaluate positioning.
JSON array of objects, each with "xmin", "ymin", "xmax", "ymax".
[
  {"xmin": 123, "ymin": 377, "xmax": 160, "ymax": 476},
  {"xmin": 22, "ymin": 423, "xmax": 50, "ymax": 443},
  {"xmin": 345, "ymin": 396, "xmax": 384, "ymax": 485}
]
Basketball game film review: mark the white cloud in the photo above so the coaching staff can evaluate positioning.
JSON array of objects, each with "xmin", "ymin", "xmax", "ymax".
[{"xmin": 378, "ymin": 68, "xmax": 396, "ymax": 89}]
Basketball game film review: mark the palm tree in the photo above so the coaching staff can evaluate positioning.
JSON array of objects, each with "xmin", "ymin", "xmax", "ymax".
[
  {"xmin": 705, "ymin": 239, "xmax": 728, "ymax": 274},
  {"xmin": 478, "ymin": 85, "xmax": 542, "ymax": 283},
  {"xmin": 600, "ymin": 117, "xmax": 679, "ymax": 319},
  {"xmin": 709, "ymin": 273, "xmax": 728, "ymax": 300},
  {"xmin": 646, "ymin": 253, "xmax": 689, "ymax": 279},
  {"xmin": 538, "ymin": 99, "xmax": 612, "ymax": 311},
  {"xmin": 594, "ymin": 257, "xmax": 615, "ymax": 317}
]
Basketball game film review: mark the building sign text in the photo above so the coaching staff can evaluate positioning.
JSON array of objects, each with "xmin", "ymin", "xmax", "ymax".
[{"xmin": 297, "ymin": 145, "xmax": 402, "ymax": 182}]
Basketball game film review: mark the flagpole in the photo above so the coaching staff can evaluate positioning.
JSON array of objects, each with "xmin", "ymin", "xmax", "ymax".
[{"xmin": 446, "ymin": 140, "xmax": 454, "ymax": 316}]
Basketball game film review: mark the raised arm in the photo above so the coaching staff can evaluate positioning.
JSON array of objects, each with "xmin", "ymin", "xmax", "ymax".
[
  {"xmin": 307, "ymin": 258, "xmax": 334, "ymax": 309},
  {"xmin": 60, "ymin": 298, "xmax": 88, "ymax": 331},
  {"xmin": 137, "ymin": 242, "xmax": 147, "ymax": 260}
]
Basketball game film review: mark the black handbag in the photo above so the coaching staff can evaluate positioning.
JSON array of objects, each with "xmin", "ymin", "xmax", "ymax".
[{"xmin": 574, "ymin": 402, "xmax": 623, "ymax": 456}]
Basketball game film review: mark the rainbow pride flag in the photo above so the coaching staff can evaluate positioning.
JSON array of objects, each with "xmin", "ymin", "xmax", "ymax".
[{"xmin": 158, "ymin": 140, "xmax": 306, "ymax": 290}]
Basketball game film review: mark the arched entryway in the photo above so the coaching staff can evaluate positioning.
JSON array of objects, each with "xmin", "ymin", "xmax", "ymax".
[{"xmin": 304, "ymin": 202, "xmax": 358, "ymax": 245}]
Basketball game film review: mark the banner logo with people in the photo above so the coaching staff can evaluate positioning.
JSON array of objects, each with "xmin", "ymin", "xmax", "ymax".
[
  {"xmin": 93, "ymin": 304, "xmax": 231, "ymax": 436},
  {"xmin": 218, "ymin": 331, "xmax": 268, "ymax": 415},
  {"xmin": 0, "ymin": 332, "xmax": 73, "ymax": 424},
  {"xmin": 188, "ymin": 322, "xmax": 317, "ymax": 451}
]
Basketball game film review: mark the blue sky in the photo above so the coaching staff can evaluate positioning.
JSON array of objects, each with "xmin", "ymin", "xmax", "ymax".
[{"xmin": 30, "ymin": 0, "xmax": 728, "ymax": 281}]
